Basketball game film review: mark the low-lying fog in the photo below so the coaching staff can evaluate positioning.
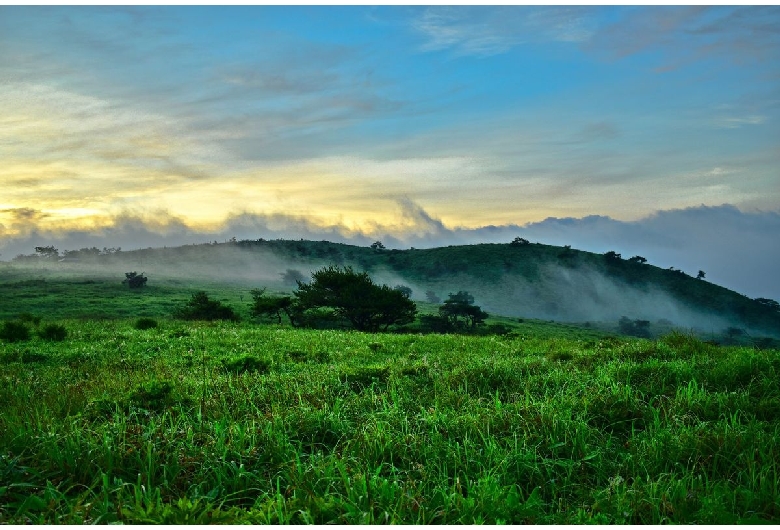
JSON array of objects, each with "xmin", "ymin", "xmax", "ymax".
[{"xmin": 5, "ymin": 240, "xmax": 769, "ymax": 339}]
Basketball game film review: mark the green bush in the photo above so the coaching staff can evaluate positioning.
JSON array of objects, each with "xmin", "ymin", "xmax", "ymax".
[
  {"xmin": 38, "ymin": 323, "xmax": 68, "ymax": 341},
  {"xmin": 173, "ymin": 292, "xmax": 240, "ymax": 322},
  {"xmin": 135, "ymin": 317, "xmax": 159, "ymax": 330},
  {"xmin": 0, "ymin": 321, "xmax": 31, "ymax": 342}
]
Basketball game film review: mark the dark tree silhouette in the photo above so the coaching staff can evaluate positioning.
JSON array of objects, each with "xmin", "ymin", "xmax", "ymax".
[
  {"xmin": 122, "ymin": 272, "xmax": 148, "ymax": 288},
  {"xmin": 439, "ymin": 291, "xmax": 489, "ymax": 330},
  {"xmin": 697, "ymin": 270, "xmax": 706, "ymax": 280},
  {"xmin": 370, "ymin": 241, "xmax": 386, "ymax": 251},
  {"xmin": 34, "ymin": 246, "xmax": 59, "ymax": 260},
  {"xmin": 293, "ymin": 266, "xmax": 416, "ymax": 332},
  {"xmin": 173, "ymin": 291, "xmax": 239, "ymax": 321},
  {"xmin": 249, "ymin": 288, "xmax": 295, "ymax": 325},
  {"xmin": 425, "ymin": 290, "xmax": 441, "ymax": 304},
  {"xmin": 280, "ymin": 268, "xmax": 306, "ymax": 286},
  {"xmin": 628, "ymin": 255, "xmax": 647, "ymax": 264},
  {"xmin": 510, "ymin": 237, "xmax": 530, "ymax": 246},
  {"xmin": 393, "ymin": 285, "xmax": 412, "ymax": 298},
  {"xmin": 604, "ymin": 250, "xmax": 622, "ymax": 262}
]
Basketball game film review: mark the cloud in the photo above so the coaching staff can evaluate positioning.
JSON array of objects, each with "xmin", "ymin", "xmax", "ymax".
[
  {"xmin": 2, "ymin": 202, "xmax": 778, "ymax": 302},
  {"xmin": 411, "ymin": 6, "xmax": 598, "ymax": 56},
  {"xmin": 587, "ymin": 6, "xmax": 780, "ymax": 72}
]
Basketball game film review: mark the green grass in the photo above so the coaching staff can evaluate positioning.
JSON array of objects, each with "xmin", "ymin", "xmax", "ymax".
[{"xmin": 1, "ymin": 320, "xmax": 778, "ymax": 524}]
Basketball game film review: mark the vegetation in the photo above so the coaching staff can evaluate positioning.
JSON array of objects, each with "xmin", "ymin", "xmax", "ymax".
[
  {"xmin": 38, "ymin": 323, "xmax": 68, "ymax": 341},
  {"xmin": 1, "ymin": 241, "xmax": 779, "ymax": 523},
  {"xmin": 0, "ymin": 320, "xmax": 777, "ymax": 524},
  {"xmin": 291, "ymin": 266, "xmax": 417, "ymax": 332},
  {"xmin": 173, "ymin": 291, "xmax": 240, "ymax": 322},
  {"xmin": 134, "ymin": 317, "xmax": 159, "ymax": 330},
  {"xmin": 122, "ymin": 271, "xmax": 148, "ymax": 289},
  {"xmin": 0, "ymin": 321, "xmax": 31, "ymax": 342}
]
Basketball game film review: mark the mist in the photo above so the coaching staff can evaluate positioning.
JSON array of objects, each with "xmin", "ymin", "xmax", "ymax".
[{"xmin": 2, "ymin": 203, "xmax": 778, "ymax": 302}]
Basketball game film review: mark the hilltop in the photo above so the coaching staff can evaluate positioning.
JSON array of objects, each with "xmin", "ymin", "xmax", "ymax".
[{"xmin": 5, "ymin": 238, "xmax": 780, "ymax": 338}]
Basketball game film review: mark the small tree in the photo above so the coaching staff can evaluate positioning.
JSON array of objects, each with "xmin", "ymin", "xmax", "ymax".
[
  {"xmin": 34, "ymin": 246, "xmax": 59, "ymax": 260},
  {"xmin": 123, "ymin": 272, "xmax": 148, "ymax": 288},
  {"xmin": 628, "ymin": 255, "xmax": 647, "ymax": 264},
  {"xmin": 510, "ymin": 237, "xmax": 530, "ymax": 246},
  {"xmin": 425, "ymin": 290, "xmax": 441, "ymax": 304},
  {"xmin": 280, "ymin": 268, "xmax": 306, "ymax": 286},
  {"xmin": 249, "ymin": 288, "xmax": 296, "ymax": 325},
  {"xmin": 604, "ymin": 250, "xmax": 622, "ymax": 262},
  {"xmin": 293, "ymin": 266, "xmax": 416, "ymax": 332},
  {"xmin": 618, "ymin": 316, "xmax": 651, "ymax": 338},
  {"xmin": 696, "ymin": 270, "xmax": 706, "ymax": 280},
  {"xmin": 393, "ymin": 285, "xmax": 412, "ymax": 298},
  {"xmin": 755, "ymin": 298, "xmax": 780, "ymax": 312},
  {"xmin": 370, "ymin": 241, "xmax": 386, "ymax": 251},
  {"xmin": 439, "ymin": 291, "xmax": 489, "ymax": 330}
]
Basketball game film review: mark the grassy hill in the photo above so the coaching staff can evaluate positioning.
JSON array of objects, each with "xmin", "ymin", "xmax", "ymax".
[{"xmin": 3, "ymin": 238, "xmax": 780, "ymax": 339}]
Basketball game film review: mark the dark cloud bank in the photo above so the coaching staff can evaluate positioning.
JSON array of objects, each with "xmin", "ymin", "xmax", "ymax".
[{"xmin": 2, "ymin": 203, "xmax": 778, "ymax": 302}]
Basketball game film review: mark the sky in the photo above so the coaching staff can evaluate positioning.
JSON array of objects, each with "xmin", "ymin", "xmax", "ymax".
[{"xmin": 1, "ymin": 5, "xmax": 779, "ymax": 299}]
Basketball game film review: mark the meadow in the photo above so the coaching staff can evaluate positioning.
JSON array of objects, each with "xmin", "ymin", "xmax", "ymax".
[{"xmin": 1, "ymin": 316, "xmax": 778, "ymax": 523}]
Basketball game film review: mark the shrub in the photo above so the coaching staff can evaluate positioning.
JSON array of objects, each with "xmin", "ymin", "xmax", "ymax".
[
  {"xmin": 18, "ymin": 313, "xmax": 42, "ymax": 326},
  {"xmin": 38, "ymin": 323, "xmax": 67, "ymax": 341},
  {"xmin": 173, "ymin": 291, "xmax": 240, "ymax": 322},
  {"xmin": 0, "ymin": 321, "xmax": 31, "ymax": 342},
  {"xmin": 135, "ymin": 317, "xmax": 159, "ymax": 330}
]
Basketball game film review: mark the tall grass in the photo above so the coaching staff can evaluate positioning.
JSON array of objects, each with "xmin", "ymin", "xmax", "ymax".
[{"xmin": 1, "ymin": 320, "xmax": 778, "ymax": 523}]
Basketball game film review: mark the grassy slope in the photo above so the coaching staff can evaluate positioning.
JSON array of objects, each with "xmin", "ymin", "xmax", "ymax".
[
  {"xmin": 3, "ymin": 238, "xmax": 779, "ymax": 337},
  {"xmin": 0, "ymin": 320, "xmax": 778, "ymax": 523}
]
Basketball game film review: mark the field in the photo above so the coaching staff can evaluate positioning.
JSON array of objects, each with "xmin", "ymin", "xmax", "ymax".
[{"xmin": 1, "ymin": 315, "xmax": 779, "ymax": 523}]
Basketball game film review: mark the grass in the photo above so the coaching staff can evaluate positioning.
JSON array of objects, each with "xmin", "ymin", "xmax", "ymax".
[{"xmin": 1, "ymin": 319, "xmax": 778, "ymax": 524}]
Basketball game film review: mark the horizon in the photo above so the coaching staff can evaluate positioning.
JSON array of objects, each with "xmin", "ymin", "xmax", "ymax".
[{"xmin": 1, "ymin": 6, "xmax": 779, "ymax": 300}]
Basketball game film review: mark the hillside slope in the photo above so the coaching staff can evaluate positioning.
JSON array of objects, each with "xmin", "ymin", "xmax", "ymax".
[{"xmin": 6, "ymin": 238, "xmax": 780, "ymax": 336}]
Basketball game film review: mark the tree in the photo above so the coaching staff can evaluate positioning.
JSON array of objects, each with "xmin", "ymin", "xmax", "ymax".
[
  {"xmin": 34, "ymin": 246, "xmax": 59, "ymax": 260},
  {"xmin": 370, "ymin": 241, "xmax": 386, "ymax": 251},
  {"xmin": 510, "ymin": 237, "xmax": 530, "ymax": 246},
  {"xmin": 293, "ymin": 266, "xmax": 416, "ymax": 332},
  {"xmin": 696, "ymin": 270, "xmax": 706, "ymax": 280},
  {"xmin": 393, "ymin": 284, "xmax": 412, "ymax": 298},
  {"xmin": 173, "ymin": 291, "xmax": 239, "ymax": 321},
  {"xmin": 628, "ymin": 255, "xmax": 647, "ymax": 264},
  {"xmin": 618, "ymin": 316, "xmax": 651, "ymax": 338},
  {"xmin": 604, "ymin": 250, "xmax": 622, "ymax": 262},
  {"xmin": 425, "ymin": 290, "xmax": 441, "ymax": 304},
  {"xmin": 439, "ymin": 291, "xmax": 489, "ymax": 330},
  {"xmin": 280, "ymin": 268, "xmax": 306, "ymax": 286},
  {"xmin": 122, "ymin": 272, "xmax": 148, "ymax": 288},
  {"xmin": 249, "ymin": 288, "xmax": 295, "ymax": 325},
  {"xmin": 755, "ymin": 298, "xmax": 780, "ymax": 312}
]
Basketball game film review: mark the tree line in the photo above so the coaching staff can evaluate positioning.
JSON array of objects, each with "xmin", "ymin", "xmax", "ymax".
[{"xmin": 173, "ymin": 265, "xmax": 489, "ymax": 334}]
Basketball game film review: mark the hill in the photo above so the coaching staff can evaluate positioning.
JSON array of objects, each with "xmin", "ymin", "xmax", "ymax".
[{"xmin": 4, "ymin": 238, "xmax": 780, "ymax": 338}]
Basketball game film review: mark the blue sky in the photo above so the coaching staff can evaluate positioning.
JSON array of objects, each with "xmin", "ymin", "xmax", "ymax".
[{"xmin": 1, "ymin": 5, "xmax": 779, "ymax": 298}]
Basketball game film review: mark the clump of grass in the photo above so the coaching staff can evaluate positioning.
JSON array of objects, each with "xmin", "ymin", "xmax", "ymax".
[
  {"xmin": 221, "ymin": 354, "xmax": 270, "ymax": 374},
  {"xmin": 38, "ymin": 323, "xmax": 68, "ymax": 341},
  {"xmin": 340, "ymin": 366, "xmax": 390, "ymax": 392},
  {"xmin": 547, "ymin": 351, "xmax": 574, "ymax": 362},
  {"xmin": 128, "ymin": 379, "xmax": 178, "ymax": 412},
  {"xmin": 0, "ymin": 321, "xmax": 31, "ymax": 342},
  {"xmin": 134, "ymin": 317, "xmax": 159, "ymax": 330}
]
